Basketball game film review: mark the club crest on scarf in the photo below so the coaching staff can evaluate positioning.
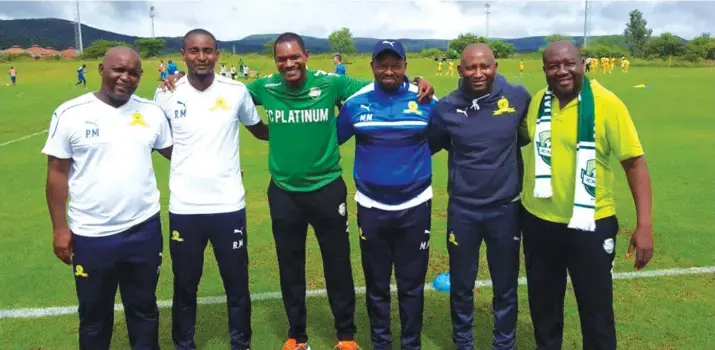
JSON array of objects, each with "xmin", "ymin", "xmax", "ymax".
[
  {"xmin": 580, "ymin": 159, "xmax": 596, "ymax": 198},
  {"xmin": 536, "ymin": 130, "xmax": 552, "ymax": 166}
]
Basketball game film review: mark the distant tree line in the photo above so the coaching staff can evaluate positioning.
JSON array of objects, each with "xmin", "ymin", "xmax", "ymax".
[
  {"xmin": 261, "ymin": 31, "xmax": 517, "ymax": 60},
  {"xmin": 622, "ymin": 9, "xmax": 714, "ymax": 62},
  {"xmin": 76, "ymin": 38, "xmax": 166, "ymax": 59},
  {"xmin": 554, "ymin": 9, "xmax": 715, "ymax": 62}
]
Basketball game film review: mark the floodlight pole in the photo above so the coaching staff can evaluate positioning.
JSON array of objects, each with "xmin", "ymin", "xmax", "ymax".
[
  {"xmin": 583, "ymin": 0, "xmax": 589, "ymax": 47},
  {"xmin": 485, "ymin": 3, "xmax": 491, "ymax": 40},
  {"xmin": 150, "ymin": 5, "xmax": 156, "ymax": 38},
  {"xmin": 75, "ymin": 0, "xmax": 84, "ymax": 52}
]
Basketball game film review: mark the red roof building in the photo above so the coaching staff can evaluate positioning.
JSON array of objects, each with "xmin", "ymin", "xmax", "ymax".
[
  {"xmin": 1, "ymin": 45, "xmax": 26, "ymax": 55},
  {"xmin": 44, "ymin": 46, "xmax": 60, "ymax": 55},
  {"xmin": 25, "ymin": 45, "xmax": 50, "ymax": 57},
  {"xmin": 60, "ymin": 47, "xmax": 78, "ymax": 58},
  {"xmin": 2, "ymin": 45, "xmax": 77, "ymax": 59}
]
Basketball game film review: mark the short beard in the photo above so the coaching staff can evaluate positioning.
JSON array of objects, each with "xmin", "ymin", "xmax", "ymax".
[
  {"xmin": 377, "ymin": 79, "xmax": 399, "ymax": 92},
  {"xmin": 192, "ymin": 71, "xmax": 213, "ymax": 80}
]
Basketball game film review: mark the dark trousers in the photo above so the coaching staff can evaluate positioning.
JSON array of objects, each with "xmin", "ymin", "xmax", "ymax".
[
  {"xmin": 357, "ymin": 200, "xmax": 432, "ymax": 350},
  {"xmin": 72, "ymin": 214, "xmax": 163, "ymax": 350},
  {"xmin": 522, "ymin": 209, "xmax": 618, "ymax": 350},
  {"xmin": 267, "ymin": 177, "xmax": 356, "ymax": 343},
  {"xmin": 169, "ymin": 210, "xmax": 251, "ymax": 350},
  {"xmin": 447, "ymin": 200, "xmax": 521, "ymax": 350}
]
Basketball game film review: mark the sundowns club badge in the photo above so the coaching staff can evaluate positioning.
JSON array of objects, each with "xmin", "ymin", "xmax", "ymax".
[
  {"xmin": 130, "ymin": 112, "xmax": 147, "ymax": 127},
  {"xmin": 493, "ymin": 96, "xmax": 516, "ymax": 116},
  {"xmin": 580, "ymin": 159, "xmax": 596, "ymax": 198},
  {"xmin": 403, "ymin": 101, "xmax": 423, "ymax": 115},
  {"xmin": 210, "ymin": 97, "xmax": 230, "ymax": 111},
  {"xmin": 536, "ymin": 131, "xmax": 552, "ymax": 165}
]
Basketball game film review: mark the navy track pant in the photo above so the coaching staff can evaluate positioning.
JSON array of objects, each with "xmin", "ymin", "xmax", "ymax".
[
  {"xmin": 522, "ymin": 209, "xmax": 618, "ymax": 350},
  {"xmin": 169, "ymin": 210, "xmax": 251, "ymax": 350},
  {"xmin": 447, "ymin": 200, "xmax": 521, "ymax": 350},
  {"xmin": 357, "ymin": 200, "xmax": 431, "ymax": 350},
  {"xmin": 72, "ymin": 213, "xmax": 162, "ymax": 350},
  {"xmin": 267, "ymin": 177, "xmax": 356, "ymax": 343}
]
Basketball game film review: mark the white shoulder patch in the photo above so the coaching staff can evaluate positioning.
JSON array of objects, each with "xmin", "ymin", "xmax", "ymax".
[
  {"xmin": 54, "ymin": 93, "xmax": 96, "ymax": 117},
  {"xmin": 216, "ymin": 74, "xmax": 246, "ymax": 88},
  {"xmin": 407, "ymin": 83, "xmax": 438, "ymax": 101},
  {"xmin": 345, "ymin": 83, "xmax": 374, "ymax": 102},
  {"xmin": 131, "ymin": 94, "xmax": 155, "ymax": 105}
]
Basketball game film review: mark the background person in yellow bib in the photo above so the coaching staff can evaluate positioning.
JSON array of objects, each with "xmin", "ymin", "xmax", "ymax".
[{"xmin": 520, "ymin": 41, "xmax": 653, "ymax": 350}]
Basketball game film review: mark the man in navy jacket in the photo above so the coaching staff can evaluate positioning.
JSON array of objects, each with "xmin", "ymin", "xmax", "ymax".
[
  {"xmin": 337, "ymin": 39, "xmax": 437, "ymax": 350},
  {"xmin": 429, "ymin": 43, "xmax": 531, "ymax": 350}
]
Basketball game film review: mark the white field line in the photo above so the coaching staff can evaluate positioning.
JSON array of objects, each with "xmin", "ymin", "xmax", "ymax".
[
  {"xmin": 0, "ymin": 129, "xmax": 47, "ymax": 147},
  {"xmin": 1, "ymin": 265, "xmax": 713, "ymax": 320},
  {"xmin": 0, "ymin": 91, "xmax": 67, "ymax": 147}
]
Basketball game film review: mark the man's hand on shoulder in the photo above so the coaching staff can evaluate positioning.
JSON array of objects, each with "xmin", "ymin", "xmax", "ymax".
[
  {"xmin": 412, "ymin": 76, "xmax": 435, "ymax": 103},
  {"xmin": 159, "ymin": 72, "xmax": 185, "ymax": 92}
]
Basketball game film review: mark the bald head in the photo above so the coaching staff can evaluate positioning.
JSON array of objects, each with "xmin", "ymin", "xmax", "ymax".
[
  {"xmin": 103, "ymin": 46, "xmax": 140, "ymax": 65},
  {"xmin": 542, "ymin": 40, "xmax": 584, "ymax": 102},
  {"xmin": 461, "ymin": 43, "xmax": 495, "ymax": 66},
  {"xmin": 97, "ymin": 46, "xmax": 142, "ymax": 105},
  {"xmin": 458, "ymin": 43, "xmax": 498, "ymax": 96},
  {"xmin": 542, "ymin": 40, "xmax": 579, "ymax": 64}
]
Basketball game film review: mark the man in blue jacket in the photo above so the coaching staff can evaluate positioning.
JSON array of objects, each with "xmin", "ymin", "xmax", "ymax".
[
  {"xmin": 337, "ymin": 39, "xmax": 437, "ymax": 350},
  {"xmin": 429, "ymin": 43, "xmax": 531, "ymax": 350},
  {"xmin": 334, "ymin": 54, "xmax": 347, "ymax": 75}
]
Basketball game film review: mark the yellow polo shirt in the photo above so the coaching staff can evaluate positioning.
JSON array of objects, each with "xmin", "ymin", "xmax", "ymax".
[{"xmin": 521, "ymin": 80, "xmax": 644, "ymax": 224}]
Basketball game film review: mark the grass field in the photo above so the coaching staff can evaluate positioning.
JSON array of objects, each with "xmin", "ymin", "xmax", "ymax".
[{"xmin": 1, "ymin": 56, "xmax": 714, "ymax": 350}]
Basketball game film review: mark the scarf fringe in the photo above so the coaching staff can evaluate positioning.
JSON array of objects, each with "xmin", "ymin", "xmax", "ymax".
[
  {"xmin": 568, "ymin": 206, "xmax": 597, "ymax": 231},
  {"xmin": 533, "ymin": 178, "xmax": 553, "ymax": 198}
]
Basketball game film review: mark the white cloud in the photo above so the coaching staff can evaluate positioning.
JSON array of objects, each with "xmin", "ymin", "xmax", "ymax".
[{"xmin": 1, "ymin": 0, "xmax": 712, "ymax": 40}]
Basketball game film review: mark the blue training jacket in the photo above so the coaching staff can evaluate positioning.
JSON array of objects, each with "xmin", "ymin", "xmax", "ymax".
[
  {"xmin": 429, "ymin": 73, "xmax": 531, "ymax": 209},
  {"xmin": 337, "ymin": 76, "xmax": 437, "ymax": 206},
  {"xmin": 335, "ymin": 63, "xmax": 346, "ymax": 75},
  {"xmin": 167, "ymin": 62, "xmax": 178, "ymax": 75}
]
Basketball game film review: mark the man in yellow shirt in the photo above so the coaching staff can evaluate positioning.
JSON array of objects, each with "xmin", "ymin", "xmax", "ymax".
[
  {"xmin": 447, "ymin": 61, "xmax": 456, "ymax": 76},
  {"xmin": 521, "ymin": 41, "xmax": 653, "ymax": 349},
  {"xmin": 623, "ymin": 58, "xmax": 630, "ymax": 73},
  {"xmin": 609, "ymin": 56, "xmax": 616, "ymax": 73},
  {"xmin": 591, "ymin": 57, "xmax": 598, "ymax": 73},
  {"xmin": 600, "ymin": 57, "xmax": 609, "ymax": 74}
]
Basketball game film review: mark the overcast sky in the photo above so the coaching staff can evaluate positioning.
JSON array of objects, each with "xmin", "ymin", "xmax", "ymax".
[{"xmin": 0, "ymin": 1, "xmax": 713, "ymax": 40}]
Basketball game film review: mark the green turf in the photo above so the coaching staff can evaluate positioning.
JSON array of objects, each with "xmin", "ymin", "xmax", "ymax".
[{"xmin": 0, "ymin": 56, "xmax": 714, "ymax": 349}]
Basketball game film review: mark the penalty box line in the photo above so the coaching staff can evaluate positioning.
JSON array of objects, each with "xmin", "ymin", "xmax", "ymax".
[
  {"xmin": 1, "ymin": 265, "xmax": 714, "ymax": 319},
  {"xmin": 0, "ymin": 129, "xmax": 48, "ymax": 147}
]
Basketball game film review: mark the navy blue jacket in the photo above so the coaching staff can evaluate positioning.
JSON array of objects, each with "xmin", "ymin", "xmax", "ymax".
[
  {"xmin": 337, "ymin": 77, "xmax": 437, "ymax": 205},
  {"xmin": 429, "ymin": 74, "xmax": 531, "ymax": 209}
]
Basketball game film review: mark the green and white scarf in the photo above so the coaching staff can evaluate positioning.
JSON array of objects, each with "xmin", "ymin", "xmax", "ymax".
[{"xmin": 533, "ymin": 77, "xmax": 597, "ymax": 231}]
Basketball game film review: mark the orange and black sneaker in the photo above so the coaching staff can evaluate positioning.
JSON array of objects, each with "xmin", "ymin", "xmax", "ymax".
[
  {"xmin": 333, "ymin": 340, "xmax": 360, "ymax": 350},
  {"xmin": 282, "ymin": 338, "xmax": 311, "ymax": 350}
]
